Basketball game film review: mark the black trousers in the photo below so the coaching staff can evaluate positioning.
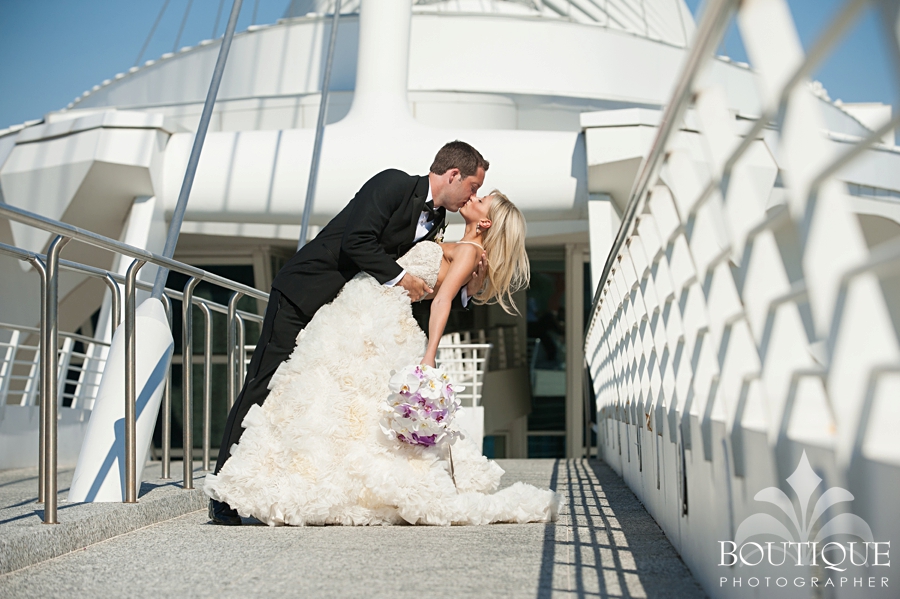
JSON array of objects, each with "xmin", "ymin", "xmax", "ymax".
[{"xmin": 213, "ymin": 289, "xmax": 312, "ymax": 474}]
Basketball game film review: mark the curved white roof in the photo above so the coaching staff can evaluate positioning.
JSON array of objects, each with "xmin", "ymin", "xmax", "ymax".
[
  {"xmin": 285, "ymin": 0, "xmax": 695, "ymax": 47},
  {"xmin": 63, "ymin": 7, "xmax": 699, "ymax": 125}
]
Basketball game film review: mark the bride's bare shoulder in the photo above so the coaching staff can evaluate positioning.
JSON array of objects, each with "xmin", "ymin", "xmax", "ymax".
[{"xmin": 440, "ymin": 241, "xmax": 480, "ymax": 265}]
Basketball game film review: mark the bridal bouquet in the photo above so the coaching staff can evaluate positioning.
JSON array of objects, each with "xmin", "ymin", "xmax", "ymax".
[{"xmin": 381, "ymin": 364, "xmax": 464, "ymax": 447}]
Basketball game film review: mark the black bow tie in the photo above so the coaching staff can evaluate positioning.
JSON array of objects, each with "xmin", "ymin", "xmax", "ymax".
[{"xmin": 423, "ymin": 200, "xmax": 444, "ymax": 223}]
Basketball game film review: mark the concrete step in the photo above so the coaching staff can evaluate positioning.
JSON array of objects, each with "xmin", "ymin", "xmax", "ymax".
[{"xmin": 0, "ymin": 462, "xmax": 208, "ymax": 575}]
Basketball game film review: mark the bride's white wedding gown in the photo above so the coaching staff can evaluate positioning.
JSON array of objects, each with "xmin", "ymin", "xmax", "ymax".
[{"xmin": 204, "ymin": 241, "xmax": 559, "ymax": 526}]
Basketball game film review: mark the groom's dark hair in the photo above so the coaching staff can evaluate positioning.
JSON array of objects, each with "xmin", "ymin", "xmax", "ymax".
[{"xmin": 430, "ymin": 141, "xmax": 489, "ymax": 179}]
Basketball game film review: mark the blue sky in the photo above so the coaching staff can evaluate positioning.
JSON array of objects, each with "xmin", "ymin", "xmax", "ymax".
[
  {"xmin": 0, "ymin": 0, "xmax": 897, "ymax": 129},
  {"xmin": 685, "ymin": 0, "xmax": 898, "ymax": 110}
]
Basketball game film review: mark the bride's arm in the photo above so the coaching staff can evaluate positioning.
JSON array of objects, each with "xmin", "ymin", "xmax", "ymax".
[{"xmin": 422, "ymin": 245, "xmax": 480, "ymax": 367}]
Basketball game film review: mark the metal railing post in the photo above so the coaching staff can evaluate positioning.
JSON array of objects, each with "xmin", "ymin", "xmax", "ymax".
[
  {"xmin": 27, "ymin": 256, "xmax": 47, "ymax": 504},
  {"xmin": 160, "ymin": 294, "xmax": 172, "ymax": 479},
  {"xmin": 583, "ymin": 359, "xmax": 592, "ymax": 460},
  {"xmin": 0, "ymin": 204, "xmax": 269, "ymax": 495},
  {"xmin": 181, "ymin": 277, "xmax": 200, "ymax": 488},
  {"xmin": 235, "ymin": 313, "xmax": 246, "ymax": 389},
  {"xmin": 199, "ymin": 302, "xmax": 213, "ymax": 471},
  {"xmin": 226, "ymin": 291, "xmax": 242, "ymax": 411},
  {"xmin": 124, "ymin": 258, "xmax": 146, "ymax": 503},
  {"xmin": 103, "ymin": 273, "xmax": 122, "ymax": 334},
  {"xmin": 43, "ymin": 235, "xmax": 70, "ymax": 524}
]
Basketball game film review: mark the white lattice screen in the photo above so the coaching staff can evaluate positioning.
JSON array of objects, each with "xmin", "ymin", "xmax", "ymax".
[{"xmin": 584, "ymin": 0, "xmax": 900, "ymax": 595}]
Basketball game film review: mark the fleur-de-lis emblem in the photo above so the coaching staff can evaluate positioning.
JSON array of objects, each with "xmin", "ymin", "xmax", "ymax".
[{"xmin": 734, "ymin": 451, "xmax": 874, "ymax": 558}]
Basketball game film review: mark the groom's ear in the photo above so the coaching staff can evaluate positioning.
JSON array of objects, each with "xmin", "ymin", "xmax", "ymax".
[{"xmin": 446, "ymin": 168, "xmax": 461, "ymax": 184}]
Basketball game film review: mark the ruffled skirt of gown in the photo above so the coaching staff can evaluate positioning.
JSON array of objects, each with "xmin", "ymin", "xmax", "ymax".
[{"xmin": 204, "ymin": 274, "xmax": 560, "ymax": 526}]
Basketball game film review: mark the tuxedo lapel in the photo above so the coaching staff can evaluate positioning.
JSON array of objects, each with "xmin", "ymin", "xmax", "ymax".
[
  {"xmin": 408, "ymin": 176, "xmax": 429, "ymax": 233},
  {"xmin": 398, "ymin": 176, "xmax": 430, "ymax": 255}
]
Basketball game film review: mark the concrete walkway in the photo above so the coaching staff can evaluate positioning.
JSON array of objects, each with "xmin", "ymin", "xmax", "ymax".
[{"xmin": 0, "ymin": 460, "xmax": 706, "ymax": 598}]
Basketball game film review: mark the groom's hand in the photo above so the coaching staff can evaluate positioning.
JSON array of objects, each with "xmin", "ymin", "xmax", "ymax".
[{"xmin": 398, "ymin": 273, "xmax": 432, "ymax": 302}]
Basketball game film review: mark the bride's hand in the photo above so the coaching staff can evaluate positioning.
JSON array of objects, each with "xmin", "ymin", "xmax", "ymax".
[
  {"xmin": 422, "ymin": 356, "xmax": 436, "ymax": 368},
  {"xmin": 465, "ymin": 252, "xmax": 487, "ymax": 297}
]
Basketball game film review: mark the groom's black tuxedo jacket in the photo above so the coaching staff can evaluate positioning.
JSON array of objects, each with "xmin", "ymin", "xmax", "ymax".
[{"xmin": 272, "ymin": 169, "xmax": 443, "ymax": 316}]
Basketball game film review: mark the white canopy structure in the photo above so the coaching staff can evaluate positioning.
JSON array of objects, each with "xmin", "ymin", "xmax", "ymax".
[{"xmin": 1, "ymin": 1, "xmax": 899, "ymax": 590}]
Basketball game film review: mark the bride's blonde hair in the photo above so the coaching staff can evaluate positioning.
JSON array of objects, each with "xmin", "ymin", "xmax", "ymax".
[{"xmin": 473, "ymin": 190, "xmax": 530, "ymax": 315}]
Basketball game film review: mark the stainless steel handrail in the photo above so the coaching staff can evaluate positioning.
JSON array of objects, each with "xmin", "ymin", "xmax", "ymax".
[
  {"xmin": 0, "ymin": 204, "xmax": 269, "ymax": 517},
  {"xmin": 0, "ymin": 241, "xmax": 265, "ymax": 323},
  {"xmin": 0, "ymin": 204, "xmax": 268, "ymax": 301},
  {"xmin": 0, "ymin": 321, "xmax": 112, "ymax": 348},
  {"xmin": 1, "ymin": 242, "xmax": 122, "ymax": 334},
  {"xmin": 2, "ymin": 236, "xmax": 263, "ymax": 487},
  {"xmin": 1, "ymin": 240, "xmax": 264, "ymax": 472}
]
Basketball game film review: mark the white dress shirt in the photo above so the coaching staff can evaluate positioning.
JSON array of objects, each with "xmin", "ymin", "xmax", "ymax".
[{"xmin": 383, "ymin": 181, "xmax": 470, "ymax": 306}]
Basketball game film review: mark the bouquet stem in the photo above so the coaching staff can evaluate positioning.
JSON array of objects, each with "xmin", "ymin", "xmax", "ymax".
[{"xmin": 448, "ymin": 445, "xmax": 458, "ymax": 492}]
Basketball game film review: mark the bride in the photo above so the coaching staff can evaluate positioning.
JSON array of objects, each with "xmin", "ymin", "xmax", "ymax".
[{"xmin": 204, "ymin": 190, "xmax": 560, "ymax": 526}]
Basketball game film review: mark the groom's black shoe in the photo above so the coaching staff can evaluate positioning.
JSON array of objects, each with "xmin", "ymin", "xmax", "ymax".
[{"xmin": 209, "ymin": 499, "xmax": 242, "ymax": 525}]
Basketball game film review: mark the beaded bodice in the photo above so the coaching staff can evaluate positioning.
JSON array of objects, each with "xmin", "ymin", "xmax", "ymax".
[{"xmin": 396, "ymin": 241, "xmax": 442, "ymax": 288}]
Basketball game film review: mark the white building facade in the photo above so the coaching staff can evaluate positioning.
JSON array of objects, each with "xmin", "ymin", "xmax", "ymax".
[{"xmin": 2, "ymin": 0, "xmax": 898, "ymax": 593}]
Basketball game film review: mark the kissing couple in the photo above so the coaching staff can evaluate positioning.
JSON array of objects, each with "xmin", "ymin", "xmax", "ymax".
[{"xmin": 205, "ymin": 140, "xmax": 559, "ymax": 526}]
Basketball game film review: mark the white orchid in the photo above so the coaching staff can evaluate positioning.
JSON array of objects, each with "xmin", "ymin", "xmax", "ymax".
[
  {"xmin": 381, "ymin": 364, "xmax": 462, "ymax": 447},
  {"xmin": 388, "ymin": 369, "xmax": 420, "ymax": 395},
  {"xmin": 420, "ymin": 377, "xmax": 443, "ymax": 400}
]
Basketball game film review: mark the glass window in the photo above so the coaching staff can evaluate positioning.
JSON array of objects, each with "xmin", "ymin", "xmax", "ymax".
[
  {"xmin": 154, "ymin": 264, "xmax": 260, "ymax": 458},
  {"xmin": 526, "ymin": 259, "xmax": 566, "ymax": 457}
]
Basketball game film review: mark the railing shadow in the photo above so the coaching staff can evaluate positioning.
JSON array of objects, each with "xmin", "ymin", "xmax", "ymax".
[
  {"xmin": 537, "ymin": 459, "xmax": 705, "ymax": 599},
  {"xmin": 537, "ymin": 458, "xmax": 560, "ymax": 598}
]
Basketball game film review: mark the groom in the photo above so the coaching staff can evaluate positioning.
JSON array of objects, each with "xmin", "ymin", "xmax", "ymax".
[{"xmin": 209, "ymin": 140, "xmax": 490, "ymax": 524}]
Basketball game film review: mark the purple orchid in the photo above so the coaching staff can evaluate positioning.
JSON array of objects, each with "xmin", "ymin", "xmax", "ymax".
[{"xmin": 381, "ymin": 364, "xmax": 463, "ymax": 448}]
